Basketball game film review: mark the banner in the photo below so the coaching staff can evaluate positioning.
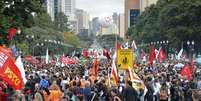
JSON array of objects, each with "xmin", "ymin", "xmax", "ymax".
[
  {"xmin": 61, "ymin": 56, "xmax": 77, "ymax": 65},
  {"xmin": 0, "ymin": 48, "xmax": 23, "ymax": 90},
  {"xmin": 117, "ymin": 49, "xmax": 133, "ymax": 69}
]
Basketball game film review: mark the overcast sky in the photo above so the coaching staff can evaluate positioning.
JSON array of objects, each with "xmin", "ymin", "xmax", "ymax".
[{"xmin": 76, "ymin": 0, "xmax": 124, "ymax": 19}]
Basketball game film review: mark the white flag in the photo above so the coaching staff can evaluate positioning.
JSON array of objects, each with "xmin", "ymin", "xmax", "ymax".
[
  {"xmin": 155, "ymin": 48, "xmax": 159, "ymax": 59},
  {"xmin": 124, "ymin": 42, "xmax": 129, "ymax": 49},
  {"xmin": 131, "ymin": 40, "xmax": 137, "ymax": 50},
  {"xmin": 15, "ymin": 56, "xmax": 27, "ymax": 83},
  {"xmin": 177, "ymin": 48, "xmax": 183, "ymax": 60},
  {"xmin": 45, "ymin": 48, "xmax": 49, "ymax": 64}
]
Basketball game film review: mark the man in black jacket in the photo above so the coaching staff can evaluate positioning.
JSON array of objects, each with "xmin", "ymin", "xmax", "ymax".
[{"xmin": 122, "ymin": 80, "xmax": 139, "ymax": 101}]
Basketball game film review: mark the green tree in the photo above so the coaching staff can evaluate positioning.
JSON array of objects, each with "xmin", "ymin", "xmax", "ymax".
[
  {"xmin": 54, "ymin": 12, "xmax": 70, "ymax": 32},
  {"xmin": 127, "ymin": 0, "xmax": 201, "ymax": 50},
  {"xmin": 97, "ymin": 34, "xmax": 124, "ymax": 49},
  {"xmin": 63, "ymin": 32, "xmax": 85, "ymax": 48},
  {"xmin": 16, "ymin": 41, "xmax": 29, "ymax": 55},
  {"xmin": 0, "ymin": 0, "xmax": 45, "ymax": 45}
]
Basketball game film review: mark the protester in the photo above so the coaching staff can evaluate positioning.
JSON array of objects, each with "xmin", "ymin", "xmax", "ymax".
[
  {"xmin": 122, "ymin": 80, "xmax": 139, "ymax": 101},
  {"xmin": 0, "ymin": 47, "xmax": 201, "ymax": 101}
]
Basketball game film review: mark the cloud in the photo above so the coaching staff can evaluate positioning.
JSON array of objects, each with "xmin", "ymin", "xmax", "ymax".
[{"xmin": 76, "ymin": 0, "xmax": 124, "ymax": 19}]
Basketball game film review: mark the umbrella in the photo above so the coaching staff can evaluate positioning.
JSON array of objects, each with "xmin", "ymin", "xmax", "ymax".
[
  {"xmin": 196, "ymin": 57, "xmax": 201, "ymax": 64},
  {"xmin": 174, "ymin": 63, "xmax": 184, "ymax": 70}
]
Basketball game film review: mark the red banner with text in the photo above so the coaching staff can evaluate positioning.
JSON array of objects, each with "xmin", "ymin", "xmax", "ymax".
[{"xmin": 0, "ymin": 47, "xmax": 23, "ymax": 90}]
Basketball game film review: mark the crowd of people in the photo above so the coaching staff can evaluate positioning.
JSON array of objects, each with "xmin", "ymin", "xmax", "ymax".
[{"xmin": 0, "ymin": 55, "xmax": 201, "ymax": 101}]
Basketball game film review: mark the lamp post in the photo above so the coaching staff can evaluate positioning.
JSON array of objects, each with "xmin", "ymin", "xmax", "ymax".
[
  {"xmin": 26, "ymin": 35, "xmax": 34, "ymax": 55},
  {"xmin": 33, "ymin": 43, "xmax": 44, "ymax": 56},
  {"xmin": 187, "ymin": 40, "xmax": 195, "ymax": 60}
]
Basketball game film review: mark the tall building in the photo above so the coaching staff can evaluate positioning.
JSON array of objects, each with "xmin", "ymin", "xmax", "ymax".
[
  {"xmin": 112, "ymin": 13, "xmax": 119, "ymax": 26},
  {"xmin": 125, "ymin": 0, "xmax": 140, "ymax": 34},
  {"xmin": 45, "ymin": 0, "xmax": 55, "ymax": 21},
  {"xmin": 140, "ymin": 0, "xmax": 158, "ymax": 12},
  {"xmin": 119, "ymin": 14, "xmax": 125, "ymax": 38},
  {"xmin": 112, "ymin": 13, "xmax": 119, "ymax": 34},
  {"xmin": 92, "ymin": 17, "xmax": 101, "ymax": 36},
  {"xmin": 54, "ymin": 0, "xmax": 63, "ymax": 16},
  {"xmin": 69, "ymin": 20, "xmax": 78, "ymax": 34},
  {"xmin": 100, "ymin": 24, "xmax": 118, "ymax": 35},
  {"xmin": 61, "ymin": 0, "xmax": 76, "ymax": 20},
  {"xmin": 75, "ymin": 9, "xmax": 90, "ymax": 33}
]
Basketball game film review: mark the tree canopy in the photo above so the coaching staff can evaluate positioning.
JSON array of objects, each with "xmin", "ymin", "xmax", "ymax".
[
  {"xmin": 97, "ymin": 34, "xmax": 124, "ymax": 49},
  {"xmin": 0, "ymin": 0, "xmax": 45, "ymax": 45},
  {"xmin": 127, "ymin": 0, "xmax": 201, "ymax": 51}
]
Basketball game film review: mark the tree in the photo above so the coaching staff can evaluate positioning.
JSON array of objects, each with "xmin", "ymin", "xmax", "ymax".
[
  {"xmin": 16, "ymin": 41, "xmax": 29, "ymax": 55},
  {"xmin": 97, "ymin": 34, "xmax": 124, "ymax": 49},
  {"xmin": 63, "ymin": 32, "xmax": 85, "ymax": 48},
  {"xmin": 54, "ymin": 12, "xmax": 70, "ymax": 32},
  {"xmin": 127, "ymin": 0, "xmax": 201, "ymax": 51},
  {"xmin": 0, "ymin": 0, "xmax": 45, "ymax": 45}
]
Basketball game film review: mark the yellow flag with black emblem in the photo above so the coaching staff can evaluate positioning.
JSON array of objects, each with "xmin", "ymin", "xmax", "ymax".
[{"xmin": 117, "ymin": 49, "xmax": 133, "ymax": 70}]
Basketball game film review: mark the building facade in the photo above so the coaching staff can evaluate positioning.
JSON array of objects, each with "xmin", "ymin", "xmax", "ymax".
[
  {"xmin": 125, "ymin": 0, "xmax": 140, "ymax": 34},
  {"xmin": 45, "ymin": 0, "xmax": 55, "ymax": 21},
  {"xmin": 92, "ymin": 17, "xmax": 101, "ymax": 36},
  {"xmin": 119, "ymin": 14, "xmax": 125, "ymax": 38},
  {"xmin": 75, "ymin": 9, "xmax": 90, "ymax": 33}
]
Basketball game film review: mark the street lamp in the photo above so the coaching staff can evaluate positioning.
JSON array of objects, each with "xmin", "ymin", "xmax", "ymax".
[
  {"xmin": 17, "ymin": 29, "xmax": 21, "ymax": 34},
  {"xmin": 166, "ymin": 40, "xmax": 169, "ymax": 44},
  {"xmin": 192, "ymin": 41, "xmax": 195, "ymax": 45},
  {"xmin": 187, "ymin": 40, "xmax": 195, "ymax": 60},
  {"xmin": 157, "ymin": 41, "xmax": 159, "ymax": 44},
  {"xmin": 33, "ymin": 43, "xmax": 44, "ymax": 56},
  {"xmin": 26, "ymin": 35, "xmax": 35, "ymax": 54},
  {"xmin": 187, "ymin": 40, "xmax": 190, "ymax": 46}
]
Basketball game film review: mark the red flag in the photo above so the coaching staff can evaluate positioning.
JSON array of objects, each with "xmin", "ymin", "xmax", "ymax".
[
  {"xmin": 189, "ymin": 61, "xmax": 194, "ymax": 74},
  {"xmin": 0, "ymin": 47, "xmax": 23, "ymax": 90},
  {"xmin": 7, "ymin": 28, "xmax": 17, "ymax": 41},
  {"xmin": 0, "ymin": 46, "xmax": 13, "ymax": 58},
  {"xmin": 51, "ymin": 60, "xmax": 56, "ymax": 65},
  {"xmin": 103, "ymin": 49, "xmax": 111, "ymax": 59},
  {"xmin": 158, "ymin": 47, "xmax": 166, "ymax": 62},
  {"xmin": 181, "ymin": 64, "xmax": 191, "ymax": 80},
  {"xmin": 61, "ymin": 57, "xmax": 77, "ymax": 65},
  {"xmin": 91, "ymin": 58, "xmax": 98, "ymax": 76},
  {"xmin": 115, "ymin": 41, "xmax": 121, "ymax": 50},
  {"xmin": 149, "ymin": 47, "xmax": 156, "ymax": 65},
  {"xmin": 111, "ymin": 53, "xmax": 118, "ymax": 85},
  {"xmin": 24, "ymin": 55, "xmax": 33, "ymax": 61},
  {"xmin": 140, "ymin": 50, "xmax": 145, "ymax": 59},
  {"xmin": 82, "ymin": 48, "xmax": 88, "ymax": 58}
]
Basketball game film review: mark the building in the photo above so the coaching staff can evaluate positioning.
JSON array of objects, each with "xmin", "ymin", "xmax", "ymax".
[
  {"xmin": 69, "ymin": 20, "xmax": 78, "ymax": 34},
  {"xmin": 61, "ymin": 0, "xmax": 76, "ymax": 20},
  {"xmin": 112, "ymin": 13, "xmax": 119, "ymax": 26},
  {"xmin": 45, "ymin": 0, "xmax": 55, "ymax": 21},
  {"xmin": 91, "ymin": 17, "xmax": 101, "ymax": 36},
  {"xmin": 75, "ymin": 9, "xmax": 90, "ymax": 33},
  {"xmin": 119, "ymin": 14, "xmax": 125, "ymax": 38},
  {"xmin": 140, "ymin": 0, "xmax": 158, "ymax": 12},
  {"xmin": 125, "ymin": 0, "xmax": 140, "ymax": 34}
]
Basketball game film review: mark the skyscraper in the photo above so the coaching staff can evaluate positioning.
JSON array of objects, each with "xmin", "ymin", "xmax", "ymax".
[
  {"xmin": 119, "ymin": 14, "xmax": 125, "ymax": 38},
  {"xmin": 61, "ymin": 0, "xmax": 76, "ymax": 20},
  {"xmin": 92, "ymin": 17, "xmax": 101, "ymax": 36},
  {"xmin": 125, "ymin": 0, "xmax": 140, "ymax": 34},
  {"xmin": 112, "ymin": 13, "xmax": 119, "ymax": 26},
  {"xmin": 45, "ymin": 0, "xmax": 55, "ymax": 21},
  {"xmin": 75, "ymin": 9, "xmax": 90, "ymax": 32}
]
